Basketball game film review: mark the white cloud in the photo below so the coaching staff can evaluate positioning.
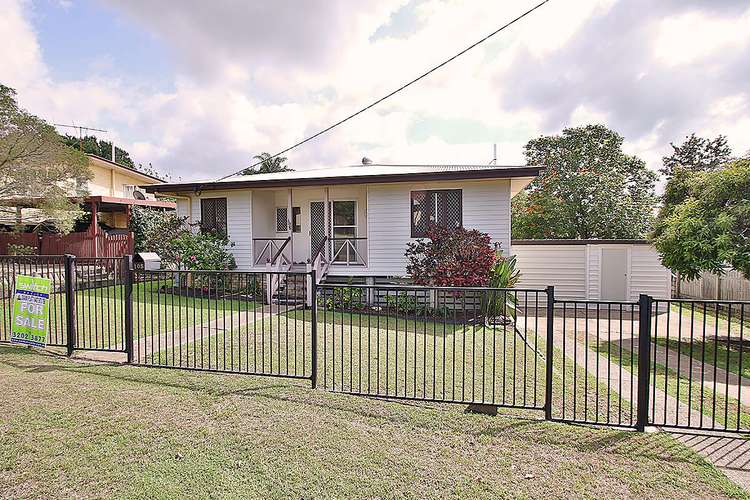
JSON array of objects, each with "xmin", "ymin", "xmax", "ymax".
[
  {"xmin": 1, "ymin": 0, "xmax": 750, "ymax": 183},
  {"xmin": 653, "ymin": 9, "xmax": 750, "ymax": 66}
]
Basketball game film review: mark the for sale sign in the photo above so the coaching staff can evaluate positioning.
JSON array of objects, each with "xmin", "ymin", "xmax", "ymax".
[{"xmin": 10, "ymin": 275, "xmax": 52, "ymax": 348}]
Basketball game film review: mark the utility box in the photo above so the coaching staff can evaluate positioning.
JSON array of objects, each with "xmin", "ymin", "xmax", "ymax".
[{"xmin": 134, "ymin": 252, "xmax": 161, "ymax": 271}]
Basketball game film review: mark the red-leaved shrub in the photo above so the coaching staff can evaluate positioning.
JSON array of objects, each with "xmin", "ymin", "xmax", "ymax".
[{"xmin": 405, "ymin": 225, "xmax": 496, "ymax": 287}]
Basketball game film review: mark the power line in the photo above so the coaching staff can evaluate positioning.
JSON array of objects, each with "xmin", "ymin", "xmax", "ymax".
[{"xmin": 217, "ymin": 0, "xmax": 552, "ymax": 180}]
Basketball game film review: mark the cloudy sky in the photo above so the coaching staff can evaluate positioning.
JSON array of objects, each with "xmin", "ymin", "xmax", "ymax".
[{"xmin": 2, "ymin": 0, "xmax": 749, "ymax": 182}]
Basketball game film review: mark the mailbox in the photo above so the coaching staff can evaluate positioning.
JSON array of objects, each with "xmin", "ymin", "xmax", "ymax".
[{"xmin": 133, "ymin": 252, "xmax": 161, "ymax": 271}]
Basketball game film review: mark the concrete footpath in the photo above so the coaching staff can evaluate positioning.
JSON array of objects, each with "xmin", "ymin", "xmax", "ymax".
[{"xmin": 543, "ymin": 312, "xmax": 750, "ymax": 491}]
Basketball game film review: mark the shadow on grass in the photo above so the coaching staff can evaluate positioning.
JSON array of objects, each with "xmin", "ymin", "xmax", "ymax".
[{"xmin": 0, "ymin": 345, "xmax": 719, "ymax": 467}]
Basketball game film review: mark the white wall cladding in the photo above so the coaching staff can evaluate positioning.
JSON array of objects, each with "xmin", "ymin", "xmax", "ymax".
[
  {"xmin": 514, "ymin": 245, "xmax": 587, "ymax": 300},
  {"xmin": 513, "ymin": 242, "xmax": 671, "ymax": 301},
  {"xmin": 183, "ymin": 190, "xmax": 253, "ymax": 270},
  {"xmin": 628, "ymin": 244, "xmax": 671, "ymax": 300},
  {"xmin": 367, "ymin": 179, "xmax": 511, "ymax": 277}
]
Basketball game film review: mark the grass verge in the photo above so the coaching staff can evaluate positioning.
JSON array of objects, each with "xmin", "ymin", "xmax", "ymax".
[{"xmin": 0, "ymin": 346, "xmax": 746, "ymax": 498}]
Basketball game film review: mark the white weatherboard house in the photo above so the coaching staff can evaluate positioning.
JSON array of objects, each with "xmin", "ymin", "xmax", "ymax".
[
  {"xmin": 144, "ymin": 163, "xmax": 541, "ymax": 284},
  {"xmin": 144, "ymin": 162, "xmax": 672, "ymax": 302}
]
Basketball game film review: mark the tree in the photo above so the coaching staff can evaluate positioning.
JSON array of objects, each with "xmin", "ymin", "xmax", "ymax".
[
  {"xmin": 511, "ymin": 190, "xmax": 573, "ymax": 239},
  {"xmin": 660, "ymin": 133, "xmax": 732, "ymax": 178},
  {"xmin": 654, "ymin": 133, "xmax": 735, "ymax": 242},
  {"xmin": 652, "ymin": 159, "xmax": 750, "ymax": 279},
  {"xmin": 62, "ymin": 134, "xmax": 169, "ymax": 180},
  {"xmin": 0, "ymin": 85, "xmax": 90, "ymax": 232},
  {"xmin": 62, "ymin": 134, "xmax": 137, "ymax": 168},
  {"xmin": 512, "ymin": 124, "xmax": 657, "ymax": 240},
  {"xmin": 129, "ymin": 206, "xmax": 188, "ymax": 255},
  {"xmin": 240, "ymin": 152, "xmax": 293, "ymax": 175}
]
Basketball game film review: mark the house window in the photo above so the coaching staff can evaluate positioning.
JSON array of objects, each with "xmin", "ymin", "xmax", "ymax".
[
  {"xmin": 276, "ymin": 207, "xmax": 301, "ymax": 233},
  {"xmin": 410, "ymin": 189, "xmax": 462, "ymax": 238},
  {"xmin": 276, "ymin": 207, "xmax": 288, "ymax": 232},
  {"xmin": 200, "ymin": 197, "xmax": 227, "ymax": 235},
  {"xmin": 292, "ymin": 207, "xmax": 301, "ymax": 233},
  {"xmin": 331, "ymin": 200, "xmax": 357, "ymax": 262}
]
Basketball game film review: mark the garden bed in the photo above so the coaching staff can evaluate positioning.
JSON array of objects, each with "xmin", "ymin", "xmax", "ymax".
[{"xmin": 159, "ymin": 284, "xmax": 256, "ymax": 302}]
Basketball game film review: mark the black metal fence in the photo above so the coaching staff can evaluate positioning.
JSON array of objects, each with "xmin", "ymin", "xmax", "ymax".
[
  {"xmin": 0, "ymin": 255, "xmax": 129, "ymax": 353},
  {"xmin": 317, "ymin": 283, "xmax": 549, "ymax": 410},
  {"xmin": 131, "ymin": 268, "xmax": 314, "ymax": 381},
  {"xmin": 650, "ymin": 299, "xmax": 748, "ymax": 433},
  {"xmin": 2, "ymin": 254, "xmax": 750, "ymax": 435},
  {"xmin": 0, "ymin": 255, "xmax": 68, "ymax": 347}
]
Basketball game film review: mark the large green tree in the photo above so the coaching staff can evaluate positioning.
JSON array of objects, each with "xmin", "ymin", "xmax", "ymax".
[
  {"xmin": 653, "ymin": 133, "xmax": 736, "ymax": 242},
  {"xmin": 652, "ymin": 159, "xmax": 750, "ymax": 279},
  {"xmin": 0, "ymin": 85, "xmax": 90, "ymax": 232},
  {"xmin": 240, "ymin": 152, "xmax": 293, "ymax": 175},
  {"xmin": 512, "ymin": 125, "xmax": 657, "ymax": 240},
  {"xmin": 660, "ymin": 133, "xmax": 732, "ymax": 178}
]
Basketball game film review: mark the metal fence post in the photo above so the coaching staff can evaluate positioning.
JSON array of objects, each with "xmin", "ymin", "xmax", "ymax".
[
  {"xmin": 123, "ymin": 254, "xmax": 134, "ymax": 363},
  {"xmin": 310, "ymin": 270, "xmax": 318, "ymax": 389},
  {"xmin": 636, "ymin": 294, "xmax": 653, "ymax": 432},
  {"xmin": 544, "ymin": 285, "xmax": 555, "ymax": 420},
  {"xmin": 64, "ymin": 254, "xmax": 76, "ymax": 356}
]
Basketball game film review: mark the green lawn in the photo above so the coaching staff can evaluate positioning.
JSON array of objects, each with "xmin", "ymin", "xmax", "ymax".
[
  {"xmin": 671, "ymin": 303, "xmax": 750, "ymax": 334},
  {"xmin": 650, "ymin": 303, "xmax": 750, "ymax": 380},
  {"xmin": 598, "ymin": 341, "xmax": 750, "ymax": 431},
  {"xmin": 0, "ymin": 280, "xmax": 262, "ymax": 350},
  {"xmin": 145, "ymin": 308, "xmax": 632, "ymax": 425},
  {"xmin": 0, "ymin": 346, "xmax": 745, "ymax": 499},
  {"xmin": 655, "ymin": 337, "xmax": 750, "ymax": 380}
]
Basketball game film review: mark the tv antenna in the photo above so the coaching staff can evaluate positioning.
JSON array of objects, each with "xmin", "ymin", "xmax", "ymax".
[{"xmin": 54, "ymin": 123, "xmax": 109, "ymax": 153}]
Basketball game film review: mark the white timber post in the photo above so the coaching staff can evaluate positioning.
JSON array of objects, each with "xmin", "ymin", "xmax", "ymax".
[
  {"xmin": 324, "ymin": 187, "xmax": 330, "ymax": 261},
  {"xmin": 287, "ymin": 188, "xmax": 293, "ymax": 264}
]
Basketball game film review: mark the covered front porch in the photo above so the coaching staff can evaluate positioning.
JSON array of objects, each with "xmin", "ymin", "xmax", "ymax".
[{"xmin": 250, "ymin": 186, "xmax": 368, "ymax": 272}]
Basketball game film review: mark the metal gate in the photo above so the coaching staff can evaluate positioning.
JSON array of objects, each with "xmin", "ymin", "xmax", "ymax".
[
  {"xmin": 649, "ymin": 298, "xmax": 749, "ymax": 433},
  {"xmin": 549, "ymin": 298, "xmax": 646, "ymax": 429},
  {"xmin": 0, "ymin": 255, "xmax": 127, "ymax": 354}
]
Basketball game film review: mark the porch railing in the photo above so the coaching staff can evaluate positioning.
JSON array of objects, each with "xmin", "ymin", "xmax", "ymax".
[
  {"xmin": 330, "ymin": 237, "xmax": 367, "ymax": 266},
  {"xmin": 253, "ymin": 237, "xmax": 292, "ymax": 266}
]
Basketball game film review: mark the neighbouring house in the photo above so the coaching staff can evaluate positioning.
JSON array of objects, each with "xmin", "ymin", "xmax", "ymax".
[
  {"xmin": 0, "ymin": 154, "xmax": 175, "ymax": 257},
  {"xmin": 143, "ymin": 162, "xmax": 541, "ymax": 285}
]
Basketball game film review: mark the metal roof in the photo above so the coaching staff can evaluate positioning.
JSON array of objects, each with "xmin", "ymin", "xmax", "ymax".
[{"xmin": 144, "ymin": 164, "xmax": 542, "ymax": 193}]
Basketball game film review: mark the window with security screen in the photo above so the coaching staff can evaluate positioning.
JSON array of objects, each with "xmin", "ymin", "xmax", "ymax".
[
  {"xmin": 276, "ymin": 207, "xmax": 288, "ymax": 232},
  {"xmin": 276, "ymin": 207, "xmax": 301, "ymax": 233},
  {"xmin": 200, "ymin": 198, "xmax": 227, "ymax": 235},
  {"xmin": 410, "ymin": 189, "xmax": 462, "ymax": 238}
]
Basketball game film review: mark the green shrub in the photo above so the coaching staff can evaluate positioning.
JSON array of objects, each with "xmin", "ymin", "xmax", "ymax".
[
  {"xmin": 321, "ymin": 285, "xmax": 363, "ymax": 311},
  {"xmin": 7, "ymin": 243, "xmax": 36, "ymax": 256},
  {"xmin": 172, "ymin": 231, "xmax": 236, "ymax": 271},
  {"xmin": 385, "ymin": 293, "xmax": 427, "ymax": 316},
  {"xmin": 483, "ymin": 252, "xmax": 521, "ymax": 320}
]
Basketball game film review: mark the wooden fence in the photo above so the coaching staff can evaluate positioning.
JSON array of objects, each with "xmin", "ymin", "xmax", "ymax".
[
  {"xmin": 674, "ymin": 269, "xmax": 750, "ymax": 301},
  {"xmin": 0, "ymin": 232, "xmax": 134, "ymax": 258}
]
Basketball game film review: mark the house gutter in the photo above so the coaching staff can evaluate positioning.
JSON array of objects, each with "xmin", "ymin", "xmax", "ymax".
[{"xmin": 141, "ymin": 166, "xmax": 544, "ymax": 194}]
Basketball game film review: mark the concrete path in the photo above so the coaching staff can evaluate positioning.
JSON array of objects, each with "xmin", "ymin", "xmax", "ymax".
[
  {"xmin": 541, "ymin": 312, "xmax": 750, "ymax": 491},
  {"xmin": 130, "ymin": 304, "xmax": 302, "ymax": 363},
  {"xmin": 77, "ymin": 304, "xmax": 296, "ymax": 364}
]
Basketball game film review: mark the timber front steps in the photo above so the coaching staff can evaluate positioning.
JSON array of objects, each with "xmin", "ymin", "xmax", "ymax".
[{"xmin": 271, "ymin": 264, "xmax": 308, "ymax": 305}]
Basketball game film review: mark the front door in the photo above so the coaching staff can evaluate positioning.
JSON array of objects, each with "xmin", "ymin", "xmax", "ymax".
[{"xmin": 310, "ymin": 201, "xmax": 327, "ymax": 259}]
